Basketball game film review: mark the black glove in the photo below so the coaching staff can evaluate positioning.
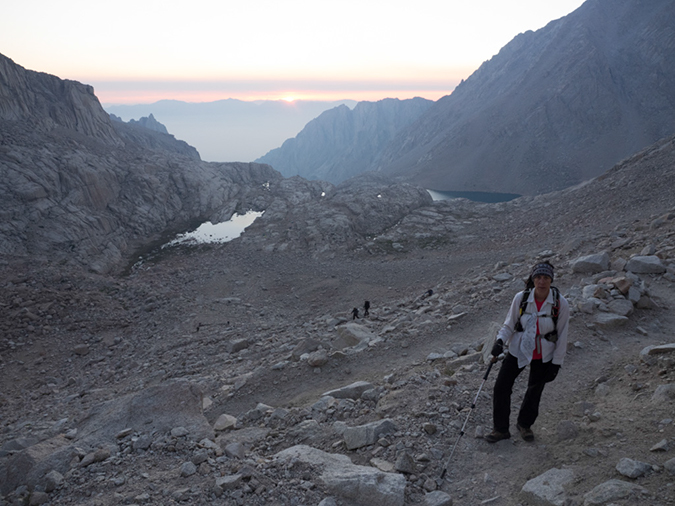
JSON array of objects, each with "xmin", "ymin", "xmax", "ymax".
[
  {"xmin": 491, "ymin": 339, "xmax": 504, "ymax": 357},
  {"xmin": 544, "ymin": 363, "xmax": 561, "ymax": 383}
]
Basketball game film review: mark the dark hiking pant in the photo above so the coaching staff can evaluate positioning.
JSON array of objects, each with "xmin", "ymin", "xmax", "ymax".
[{"xmin": 492, "ymin": 354, "xmax": 554, "ymax": 433}]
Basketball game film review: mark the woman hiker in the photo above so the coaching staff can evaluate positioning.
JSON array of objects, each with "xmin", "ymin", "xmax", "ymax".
[{"xmin": 486, "ymin": 261, "xmax": 569, "ymax": 443}]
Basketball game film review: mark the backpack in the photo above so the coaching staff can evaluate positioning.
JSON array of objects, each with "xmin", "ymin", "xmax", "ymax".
[{"xmin": 514, "ymin": 286, "xmax": 560, "ymax": 342}]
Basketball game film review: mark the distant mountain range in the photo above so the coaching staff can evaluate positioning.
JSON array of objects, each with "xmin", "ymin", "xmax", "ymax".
[
  {"xmin": 105, "ymin": 99, "xmax": 356, "ymax": 163},
  {"xmin": 258, "ymin": 0, "xmax": 675, "ymax": 195},
  {"xmin": 255, "ymin": 98, "xmax": 433, "ymax": 183}
]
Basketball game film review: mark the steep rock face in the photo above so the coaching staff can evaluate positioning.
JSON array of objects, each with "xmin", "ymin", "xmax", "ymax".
[
  {"xmin": 375, "ymin": 0, "xmax": 675, "ymax": 195},
  {"xmin": 127, "ymin": 113, "xmax": 169, "ymax": 134},
  {"xmin": 0, "ymin": 122, "xmax": 281, "ymax": 272},
  {"xmin": 110, "ymin": 115, "xmax": 201, "ymax": 160},
  {"xmin": 0, "ymin": 53, "xmax": 281, "ymax": 273},
  {"xmin": 0, "ymin": 54, "xmax": 120, "ymax": 144},
  {"xmin": 256, "ymin": 98, "xmax": 433, "ymax": 183}
]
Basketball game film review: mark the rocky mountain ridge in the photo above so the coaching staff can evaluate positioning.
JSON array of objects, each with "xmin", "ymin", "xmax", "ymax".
[
  {"xmin": 0, "ymin": 53, "xmax": 280, "ymax": 274},
  {"xmin": 255, "ymin": 98, "xmax": 433, "ymax": 184},
  {"xmin": 0, "ymin": 54, "xmax": 119, "ymax": 146},
  {"xmin": 258, "ymin": 0, "xmax": 675, "ymax": 196},
  {"xmin": 374, "ymin": 0, "xmax": 675, "ymax": 195},
  {"xmin": 124, "ymin": 113, "xmax": 169, "ymax": 134},
  {"xmin": 109, "ymin": 113, "xmax": 201, "ymax": 160}
]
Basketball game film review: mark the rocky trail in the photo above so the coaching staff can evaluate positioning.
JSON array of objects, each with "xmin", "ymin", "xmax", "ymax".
[{"xmin": 1, "ymin": 161, "xmax": 675, "ymax": 505}]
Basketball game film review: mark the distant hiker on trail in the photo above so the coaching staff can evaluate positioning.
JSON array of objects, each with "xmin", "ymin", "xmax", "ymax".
[
  {"xmin": 363, "ymin": 300, "xmax": 370, "ymax": 317},
  {"xmin": 486, "ymin": 260, "xmax": 569, "ymax": 443},
  {"xmin": 351, "ymin": 307, "xmax": 359, "ymax": 320}
]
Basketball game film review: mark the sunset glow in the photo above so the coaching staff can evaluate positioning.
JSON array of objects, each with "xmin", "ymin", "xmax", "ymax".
[
  {"xmin": 1, "ymin": 1, "xmax": 586, "ymax": 105},
  {"xmin": 90, "ymin": 84, "xmax": 457, "ymax": 106},
  {"xmin": 82, "ymin": 75, "xmax": 466, "ymax": 105}
]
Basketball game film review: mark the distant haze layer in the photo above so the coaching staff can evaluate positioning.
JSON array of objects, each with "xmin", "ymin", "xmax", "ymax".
[
  {"xmin": 2, "ymin": 1, "xmax": 585, "ymax": 106},
  {"xmin": 105, "ymin": 99, "xmax": 356, "ymax": 163}
]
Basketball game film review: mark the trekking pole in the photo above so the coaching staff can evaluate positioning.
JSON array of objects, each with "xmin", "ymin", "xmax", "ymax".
[{"xmin": 439, "ymin": 355, "xmax": 498, "ymax": 481}]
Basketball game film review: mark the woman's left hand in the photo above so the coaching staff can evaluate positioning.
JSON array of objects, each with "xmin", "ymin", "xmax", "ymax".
[{"xmin": 544, "ymin": 363, "xmax": 561, "ymax": 383}]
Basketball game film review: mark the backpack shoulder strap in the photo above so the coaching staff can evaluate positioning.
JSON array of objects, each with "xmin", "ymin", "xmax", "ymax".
[
  {"xmin": 519, "ymin": 288, "xmax": 531, "ymax": 314},
  {"xmin": 543, "ymin": 286, "xmax": 560, "ymax": 342},
  {"xmin": 550, "ymin": 286, "xmax": 560, "ymax": 324},
  {"xmin": 514, "ymin": 288, "xmax": 531, "ymax": 332}
]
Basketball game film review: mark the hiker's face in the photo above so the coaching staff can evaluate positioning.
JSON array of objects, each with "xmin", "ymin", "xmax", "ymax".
[{"xmin": 533, "ymin": 274, "xmax": 552, "ymax": 291}]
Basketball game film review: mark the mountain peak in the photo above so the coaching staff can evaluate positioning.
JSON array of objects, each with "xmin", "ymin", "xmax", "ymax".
[
  {"xmin": 256, "ymin": 97, "xmax": 433, "ymax": 183},
  {"xmin": 375, "ymin": 0, "xmax": 675, "ymax": 195}
]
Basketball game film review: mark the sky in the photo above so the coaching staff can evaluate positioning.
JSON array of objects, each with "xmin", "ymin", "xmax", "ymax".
[{"xmin": 2, "ymin": 0, "xmax": 585, "ymax": 105}]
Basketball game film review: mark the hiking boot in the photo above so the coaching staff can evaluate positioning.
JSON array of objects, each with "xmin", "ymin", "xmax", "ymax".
[
  {"xmin": 485, "ymin": 430, "xmax": 511, "ymax": 443},
  {"xmin": 517, "ymin": 423, "xmax": 535, "ymax": 442}
]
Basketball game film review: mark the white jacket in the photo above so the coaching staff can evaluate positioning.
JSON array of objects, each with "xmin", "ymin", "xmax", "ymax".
[{"xmin": 496, "ymin": 288, "xmax": 569, "ymax": 368}]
